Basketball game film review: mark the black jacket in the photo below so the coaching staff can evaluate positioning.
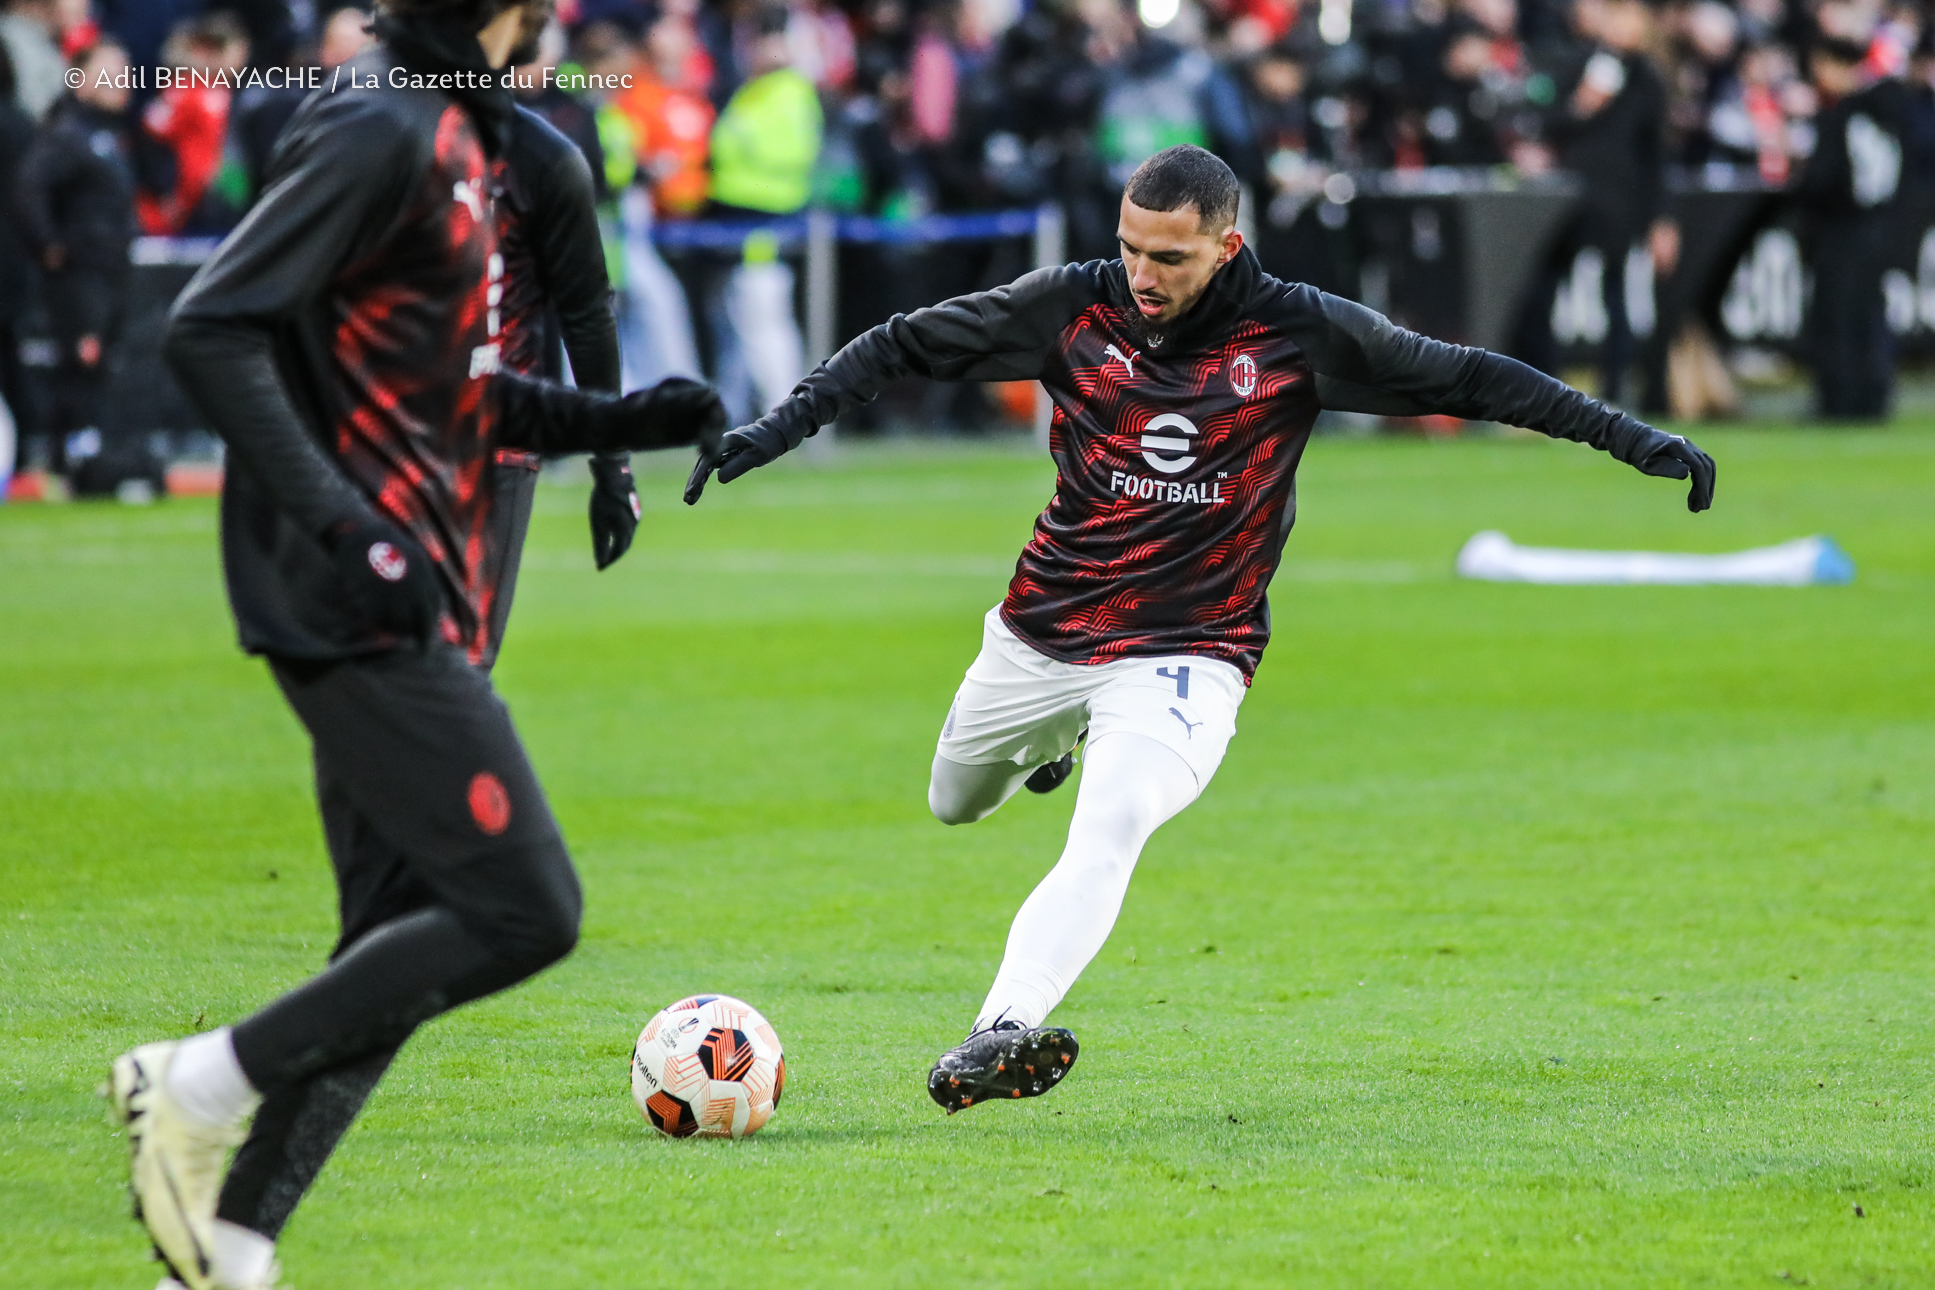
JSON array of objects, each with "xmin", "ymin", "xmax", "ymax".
[
  {"xmin": 741, "ymin": 247, "xmax": 1685, "ymax": 676},
  {"xmin": 0, "ymin": 94, "xmax": 35, "ymax": 323},
  {"xmin": 13, "ymin": 95, "xmax": 138, "ymax": 273},
  {"xmin": 1794, "ymin": 78, "xmax": 1912, "ymax": 222},
  {"xmin": 1551, "ymin": 49, "xmax": 1667, "ymax": 232},
  {"xmin": 475, "ymin": 104, "xmax": 623, "ymax": 669},
  {"xmin": 497, "ymin": 105, "xmax": 618, "ymax": 391}
]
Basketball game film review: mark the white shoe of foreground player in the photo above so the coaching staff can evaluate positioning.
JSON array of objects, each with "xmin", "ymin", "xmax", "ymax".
[
  {"xmin": 109, "ymin": 1041, "xmax": 245, "ymax": 1290},
  {"xmin": 156, "ymin": 1262, "xmax": 286, "ymax": 1290},
  {"xmin": 106, "ymin": 1040, "xmax": 175, "ymax": 1208}
]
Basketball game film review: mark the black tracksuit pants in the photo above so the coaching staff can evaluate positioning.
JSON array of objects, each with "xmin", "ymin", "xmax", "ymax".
[
  {"xmin": 217, "ymin": 643, "xmax": 580, "ymax": 1238},
  {"xmin": 1808, "ymin": 216, "xmax": 1896, "ymax": 420}
]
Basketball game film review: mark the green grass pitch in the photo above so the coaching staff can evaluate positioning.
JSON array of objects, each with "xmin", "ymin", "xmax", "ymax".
[{"xmin": 4, "ymin": 423, "xmax": 1934, "ymax": 1288}]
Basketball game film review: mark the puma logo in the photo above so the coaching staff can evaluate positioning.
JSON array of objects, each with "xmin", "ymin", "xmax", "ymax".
[
  {"xmin": 452, "ymin": 179, "xmax": 485, "ymax": 222},
  {"xmin": 1104, "ymin": 344, "xmax": 1139, "ymax": 379},
  {"xmin": 1169, "ymin": 708, "xmax": 1202, "ymax": 738}
]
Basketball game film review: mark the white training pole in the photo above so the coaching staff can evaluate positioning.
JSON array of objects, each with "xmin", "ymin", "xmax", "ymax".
[
  {"xmin": 1032, "ymin": 202, "xmax": 1066, "ymax": 449},
  {"xmin": 804, "ymin": 208, "xmax": 838, "ymax": 453}
]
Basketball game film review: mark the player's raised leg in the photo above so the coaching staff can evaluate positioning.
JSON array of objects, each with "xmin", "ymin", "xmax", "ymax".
[
  {"xmin": 926, "ymin": 607, "xmax": 1091, "ymax": 826},
  {"xmin": 928, "ymin": 753, "xmax": 1034, "ymax": 825}
]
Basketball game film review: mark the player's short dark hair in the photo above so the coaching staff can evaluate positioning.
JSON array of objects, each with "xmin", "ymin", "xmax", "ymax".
[{"xmin": 1124, "ymin": 145, "xmax": 1241, "ymax": 232}]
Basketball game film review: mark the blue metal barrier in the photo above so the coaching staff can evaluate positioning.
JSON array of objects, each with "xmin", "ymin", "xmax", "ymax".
[{"xmin": 646, "ymin": 208, "xmax": 1043, "ymax": 250}]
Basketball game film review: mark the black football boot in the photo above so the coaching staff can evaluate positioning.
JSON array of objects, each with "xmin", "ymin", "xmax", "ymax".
[
  {"xmin": 1024, "ymin": 729, "xmax": 1086, "ymax": 794},
  {"xmin": 927, "ymin": 1018, "xmax": 1079, "ymax": 1113}
]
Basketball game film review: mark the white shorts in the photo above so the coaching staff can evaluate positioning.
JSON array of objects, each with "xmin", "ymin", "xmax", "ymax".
[{"xmin": 936, "ymin": 606, "xmax": 1248, "ymax": 791}]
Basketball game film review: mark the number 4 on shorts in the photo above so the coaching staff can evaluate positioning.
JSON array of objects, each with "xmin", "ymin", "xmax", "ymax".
[{"xmin": 1156, "ymin": 665, "xmax": 1190, "ymax": 699}]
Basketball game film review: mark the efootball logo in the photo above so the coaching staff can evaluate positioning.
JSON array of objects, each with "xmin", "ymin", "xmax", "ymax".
[
  {"xmin": 1230, "ymin": 352, "xmax": 1258, "ymax": 398},
  {"xmin": 367, "ymin": 541, "xmax": 409, "ymax": 582},
  {"xmin": 1139, "ymin": 412, "xmax": 1198, "ymax": 474}
]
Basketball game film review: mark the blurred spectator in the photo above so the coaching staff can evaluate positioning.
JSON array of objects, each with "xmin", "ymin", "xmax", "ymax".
[
  {"xmin": 1795, "ymin": 1, "xmax": 1912, "ymax": 419},
  {"xmin": 0, "ymin": 0, "xmax": 66, "ymax": 120},
  {"xmin": 12, "ymin": 38, "xmax": 137, "ymax": 477},
  {"xmin": 92, "ymin": 0, "xmax": 198, "ymax": 75},
  {"xmin": 704, "ymin": 4, "xmax": 821, "ymax": 420},
  {"xmin": 1704, "ymin": 39, "xmax": 1809, "ymax": 181},
  {"xmin": 1513, "ymin": 0, "xmax": 1673, "ymax": 405},
  {"xmin": 974, "ymin": 0, "xmax": 1113, "ymax": 250},
  {"xmin": 214, "ymin": 6, "xmax": 374, "ymax": 222},
  {"xmin": 1417, "ymin": 19, "xmax": 1512, "ymax": 165},
  {"xmin": 0, "ymin": 36, "xmax": 35, "ymax": 454},
  {"xmin": 514, "ymin": 20, "xmax": 607, "ymax": 197},
  {"xmin": 709, "ymin": 6, "xmax": 824, "ymax": 219},
  {"xmin": 1095, "ymin": 0, "xmax": 1249, "ymax": 189},
  {"xmin": 135, "ymin": 13, "xmax": 251, "ymax": 235},
  {"xmin": 569, "ymin": 15, "xmax": 707, "ymax": 386},
  {"xmin": 1908, "ymin": 27, "xmax": 1935, "ymax": 187},
  {"xmin": 616, "ymin": 10, "xmax": 716, "ymax": 215},
  {"xmin": 1665, "ymin": 0, "xmax": 1739, "ymax": 166},
  {"xmin": 212, "ymin": 0, "xmax": 299, "ymax": 71},
  {"xmin": 571, "ymin": 21, "xmax": 642, "ymax": 195}
]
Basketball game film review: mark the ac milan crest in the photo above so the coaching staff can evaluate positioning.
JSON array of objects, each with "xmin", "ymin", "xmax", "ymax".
[
  {"xmin": 1230, "ymin": 352, "xmax": 1258, "ymax": 398},
  {"xmin": 367, "ymin": 541, "xmax": 409, "ymax": 582}
]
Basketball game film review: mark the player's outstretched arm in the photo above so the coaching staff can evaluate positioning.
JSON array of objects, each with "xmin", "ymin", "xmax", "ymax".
[
  {"xmin": 683, "ymin": 263, "xmax": 1108, "ymax": 503},
  {"xmin": 1291, "ymin": 288, "xmax": 1715, "ymax": 512},
  {"xmin": 514, "ymin": 108, "xmax": 637, "ymax": 571},
  {"xmin": 493, "ymin": 373, "xmax": 727, "ymax": 456}
]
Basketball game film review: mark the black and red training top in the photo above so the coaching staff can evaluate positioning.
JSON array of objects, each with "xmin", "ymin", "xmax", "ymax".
[
  {"xmin": 164, "ymin": 40, "xmax": 606, "ymax": 664},
  {"xmin": 749, "ymin": 245, "xmax": 1688, "ymax": 680}
]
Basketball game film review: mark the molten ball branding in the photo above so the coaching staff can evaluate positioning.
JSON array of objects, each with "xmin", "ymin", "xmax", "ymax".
[
  {"xmin": 467, "ymin": 771, "xmax": 511, "ymax": 835},
  {"xmin": 367, "ymin": 541, "xmax": 409, "ymax": 582}
]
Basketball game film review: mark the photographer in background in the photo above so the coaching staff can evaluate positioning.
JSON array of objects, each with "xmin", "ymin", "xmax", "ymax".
[
  {"xmin": 1794, "ymin": 1, "xmax": 1911, "ymax": 420},
  {"xmin": 1515, "ymin": 0, "xmax": 1676, "ymax": 407}
]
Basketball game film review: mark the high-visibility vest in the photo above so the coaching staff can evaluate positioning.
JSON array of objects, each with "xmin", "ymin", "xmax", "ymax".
[{"xmin": 707, "ymin": 68, "xmax": 822, "ymax": 215}]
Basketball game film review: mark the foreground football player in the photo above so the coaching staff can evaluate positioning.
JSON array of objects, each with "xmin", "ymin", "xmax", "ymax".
[
  {"xmin": 686, "ymin": 144, "xmax": 1715, "ymax": 1113},
  {"xmin": 107, "ymin": 3, "xmax": 722, "ymax": 1288}
]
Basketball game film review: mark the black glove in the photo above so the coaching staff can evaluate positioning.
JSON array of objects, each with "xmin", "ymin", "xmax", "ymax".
[
  {"xmin": 1635, "ymin": 433, "xmax": 1716, "ymax": 513},
  {"xmin": 683, "ymin": 409, "xmax": 800, "ymax": 505},
  {"xmin": 588, "ymin": 453, "xmax": 640, "ymax": 571},
  {"xmin": 322, "ymin": 513, "xmax": 442, "ymax": 646},
  {"xmin": 605, "ymin": 377, "xmax": 727, "ymax": 452}
]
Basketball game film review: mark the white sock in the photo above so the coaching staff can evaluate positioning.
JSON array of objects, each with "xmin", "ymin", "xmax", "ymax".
[
  {"xmin": 210, "ymin": 1219, "xmax": 275, "ymax": 1290},
  {"xmin": 973, "ymin": 733, "xmax": 1199, "ymax": 1031},
  {"xmin": 167, "ymin": 1027, "xmax": 259, "ymax": 1130}
]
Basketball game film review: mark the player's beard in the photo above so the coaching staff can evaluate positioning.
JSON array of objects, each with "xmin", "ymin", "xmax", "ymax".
[
  {"xmin": 1121, "ymin": 308, "xmax": 1167, "ymax": 350},
  {"xmin": 1121, "ymin": 279, "xmax": 1212, "ymax": 350}
]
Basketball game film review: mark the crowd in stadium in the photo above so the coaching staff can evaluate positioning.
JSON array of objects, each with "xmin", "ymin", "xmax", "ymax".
[{"xmin": 1, "ymin": 0, "xmax": 1932, "ymax": 485}]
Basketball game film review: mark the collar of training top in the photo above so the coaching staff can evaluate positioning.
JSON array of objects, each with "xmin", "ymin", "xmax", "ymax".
[
  {"xmin": 375, "ymin": 11, "xmax": 516, "ymax": 156},
  {"xmin": 1106, "ymin": 242, "xmax": 1263, "ymax": 356}
]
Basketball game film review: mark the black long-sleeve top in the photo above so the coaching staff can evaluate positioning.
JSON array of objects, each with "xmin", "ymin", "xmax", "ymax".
[
  {"xmin": 497, "ymin": 105, "xmax": 618, "ymax": 393},
  {"xmin": 1792, "ymin": 78, "xmax": 1913, "ymax": 222},
  {"xmin": 164, "ymin": 48, "xmax": 642, "ymax": 663},
  {"xmin": 12, "ymin": 96, "xmax": 138, "ymax": 272},
  {"xmin": 741, "ymin": 246, "xmax": 1688, "ymax": 678},
  {"xmin": 1551, "ymin": 48, "xmax": 1667, "ymax": 233}
]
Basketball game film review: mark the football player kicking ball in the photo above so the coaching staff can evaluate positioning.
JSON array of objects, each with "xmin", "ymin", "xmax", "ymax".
[
  {"xmin": 685, "ymin": 144, "xmax": 1715, "ymax": 1113},
  {"xmin": 106, "ymin": 3, "xmax": 723, "ymax": 1289}
]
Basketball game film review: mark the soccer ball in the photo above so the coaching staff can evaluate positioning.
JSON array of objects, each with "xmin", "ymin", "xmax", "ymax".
[{"xmin": 630, "ymin": 994, "xmax": 785, "ymax": 1139}]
